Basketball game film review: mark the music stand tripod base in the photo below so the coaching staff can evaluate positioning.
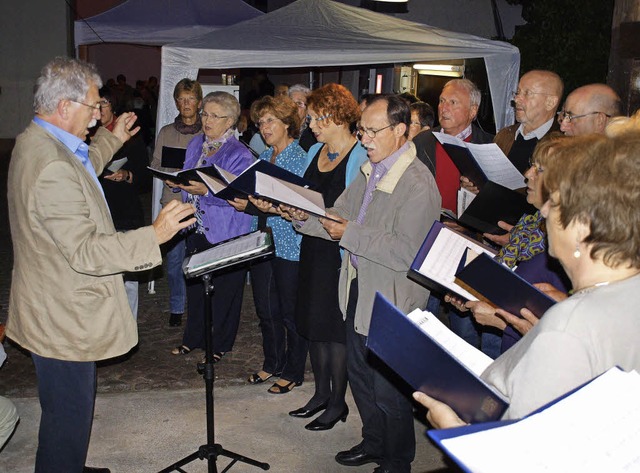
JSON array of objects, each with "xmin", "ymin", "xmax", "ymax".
[{"xmin": 159, "ymin": 232, "xmax": 273, "ymax": 473}]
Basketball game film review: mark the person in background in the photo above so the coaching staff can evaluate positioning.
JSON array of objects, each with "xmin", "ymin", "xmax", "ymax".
[
  {"xmin": 7, "ymin": 56, "xmax": 194, "ymax": 473},
  {"xmin": 275, "ymin": 83, "xmax": 290, "ymax": 97},
  {"xmin": 288, "ymin": 83, "xmax": 317, "ymax": 152},
  {"xmin": 168, "ymin": 91, "xmax": 253, "ymax": 363},
  {"xmin": 416, "ymin": 120, "xmax": 640, "ymax": 428},
  {"xmin": 558, "ymin": 83, "xmax": 621, "ymax": 137},
  {"xmin": 408, "ymin": 101, "xmax": 435, "ymax": 141},
  {"xmin": 150, "ymin": 78, "xmax": 203, "ymax": 327},
  {"xmin": 231, "ymin": 95, "xmax": 308, "ymax": 394},
  {"xmin": 492, "ymin": 70, "xmax": 563, "ymax": 175},
  {"xmin": 0, "ymin": 331, "xmax": 19, "ymax": 453},
  {"xmin": 286, "ymin": 84, "xmax": 367, "ymax": 430},
  {"xmin": 292, "ymin": 94, "xmax": 441, "ymax": 472},
  {"xmin": 96, "ymin": 86, "xmax": 152, "ymax": 319}
]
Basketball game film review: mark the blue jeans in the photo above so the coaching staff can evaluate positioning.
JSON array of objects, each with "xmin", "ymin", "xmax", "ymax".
[
  {"xmin": 165, "ymin": 234, "xmax": 186, "ymax": 314},
  {"xmin": 32, "ymin": 354, "xmax": 96, "ymax": 473}
]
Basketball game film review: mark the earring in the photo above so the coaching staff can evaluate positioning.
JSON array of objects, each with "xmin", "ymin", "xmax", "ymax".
[{"xmin": 573, "ymin": 243, "xmax": 581, "ymax": 259}]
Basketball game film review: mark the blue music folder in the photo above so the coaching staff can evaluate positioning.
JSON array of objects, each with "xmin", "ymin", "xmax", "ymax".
[{"xmin": 366, "ymin": 293, "xmax": 509, "ymax": 423}]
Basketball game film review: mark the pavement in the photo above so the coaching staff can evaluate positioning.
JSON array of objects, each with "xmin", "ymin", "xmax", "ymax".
[{"xmin": 0, "ymin": 140, "xmax": 453, "ymax": 473}]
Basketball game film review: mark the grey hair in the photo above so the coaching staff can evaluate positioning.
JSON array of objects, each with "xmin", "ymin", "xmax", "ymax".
[
  {"xmin": 33, "ymin": 57, "xmax": 102, "ymax": 115},
  {"xmin": 288, "ymin": 84, "xmax": 311, "ymax": 96},
  {"xmin": 443, "ymin": 78, "xmax": 481, "ymax": 108},
  {"xmin": 202, "ymin": 91, "xmax": 241, "ymax": 127}
]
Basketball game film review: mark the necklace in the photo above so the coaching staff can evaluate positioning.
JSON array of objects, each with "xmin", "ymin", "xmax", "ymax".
[{"xmin": 325, "ymin": 139, "xmax": 356, "ymax": 162}]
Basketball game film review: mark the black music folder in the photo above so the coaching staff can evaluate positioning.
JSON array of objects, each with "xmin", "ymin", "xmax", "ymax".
[
  {"xmin": 457, "ymin": 181, "xmax": 536, "ymax": 235},
  {"xmin": 409, "ymin": 221, "xmax": 497, "ymax": 300},
  {"xmin": 367, "ymin": 293, "xmax": 509, "ymax": 423},
  {"xmin": 197, "ymin": 159, "xmax": 314, "ymax": 201},
  {"xmin": 455, "ymin": 252, "xmax": 556, "ymax": 318},
  {"xmin": 432, "ymin": 132, "xmax": 525, "ymax": 191},
  {"xmin": 161, "ymin": 146, "xmax": 187, "ymax": 168},
  {"xmin": 148, "ymin": 165, "xmax": 221, "ymax": 186},
  {"xmin": 182, "ymin": 230, "xmax": 273, "ymax": 279}
]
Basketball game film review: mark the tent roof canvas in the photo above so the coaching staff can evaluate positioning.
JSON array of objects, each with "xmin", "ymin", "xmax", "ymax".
[
  {"xmin": 159, "ymin": 0, "xmax": 519, "ymax": 131},
  {"xmin": 74, "ymin": 0, "xmax": 263, "ymax": 47}
]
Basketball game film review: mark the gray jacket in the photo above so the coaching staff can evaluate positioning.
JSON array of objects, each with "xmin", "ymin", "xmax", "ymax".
[{"xmin": 298, "ymin": 142, "xmax": 441, "ymax": 335}]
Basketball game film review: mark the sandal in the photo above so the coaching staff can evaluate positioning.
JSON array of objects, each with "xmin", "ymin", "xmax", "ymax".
[
  {"xmin": 247, "ymin": 371, "xmax": 274, "ymax": 384},
  {"xmin": 212, "ymin": 352, "xmax": 225, "ymax": 363},
  {"xmin": 171, "ymin": 345, "xmax": 192, "ymax": 355},
  {"xmin": 268, "ymin": 379, "xmax": 302, "ymax": 394}
]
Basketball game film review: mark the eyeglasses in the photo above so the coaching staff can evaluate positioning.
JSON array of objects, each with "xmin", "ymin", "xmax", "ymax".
[
  {"xmin": 70, "ymin": 100, "xmax": 102, "ymax": 111},
  {"xmin": 201, "ymin": 112, "xmax": 228, "ymax": 121},
  {"xmin": 528, "ymin": 158, "xmax": 544, "ymax": 174},
  {"xmin": 512, "ymin": 90, "xmax": 554, "ymax": 100},
  {"xmin": 98, "ymin": 100, "xmax": 110, "ymax": 109},
  {"xmin": 306, "ymin": 113, "xmax": 332, "ymax": 123},
  {"xmin": 294, "ymin": 101, "xmax": 307, "ymax": 109},
  {"xmin": 256, "ymin": 117, "xmax": 280, "ymax": 128},
  {"xmin": 355, "ymin": 124, "xmax": 394, "ymax": 139},
  {"xmin": 556, "ymin": 110, "xmax": 610, "ymax": 123}
]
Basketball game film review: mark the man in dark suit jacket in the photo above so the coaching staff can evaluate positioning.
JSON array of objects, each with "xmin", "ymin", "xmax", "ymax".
[
  {"xmin": 7, "ymin": 57, "xmax": 195, "ymax": 473},
  {"xmin": 413, "ymin": 79, "xmax": 494, "ymax": 213}
]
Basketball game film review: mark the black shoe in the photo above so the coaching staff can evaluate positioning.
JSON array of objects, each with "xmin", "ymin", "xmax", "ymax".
[
  {"xmin": 83, "ymin": 467, "xmax": 111, "ymax": 473},
  {"xmin": 305, "ymin": 406, "xmax": 348, "ymax": 431},
  {"xmin": 335, "ymin": 443, "xmax": 382, "ymax": 466},
  {"xmin": 289, "ymin": 400, "xmax": 329, "ymax": 418},
  {"xmin": 372, "ymin": 467, "xmax": 392, "ymax": 473},
  {"xmin": 169, "ymin": 313, "xmax": 182, "ymax": 327}
]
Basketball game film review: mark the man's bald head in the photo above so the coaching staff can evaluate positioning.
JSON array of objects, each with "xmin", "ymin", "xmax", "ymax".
[
  {"xmin": 514, "ymin": 70, "xmax": 563, "ymax": 134},
  {"xmin": 559, "ymin": 84, "xmax": 621, "ymax": 136}
]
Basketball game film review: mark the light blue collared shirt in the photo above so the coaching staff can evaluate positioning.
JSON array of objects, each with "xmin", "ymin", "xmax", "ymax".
[{"xmin": 33, "ymin": 116, "xmax": 105, "ymax": 200}]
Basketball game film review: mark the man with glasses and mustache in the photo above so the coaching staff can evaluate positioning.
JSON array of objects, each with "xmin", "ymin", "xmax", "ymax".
[
  {"xmin": 558, "ymin": 83, "xmax": 621, "ymax": 137},
  {"xmin": 293, "ymin": 94, "xmax": 440, "ymax": 472},
  {"xmin": 6, "ymin": 57, "xmax": 195, "ymax": 473}
]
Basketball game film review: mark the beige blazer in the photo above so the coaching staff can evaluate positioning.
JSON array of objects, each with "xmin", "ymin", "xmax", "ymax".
[{"xmin": 7, "ymin": 122, "xmax": 162, "ymax": 361}]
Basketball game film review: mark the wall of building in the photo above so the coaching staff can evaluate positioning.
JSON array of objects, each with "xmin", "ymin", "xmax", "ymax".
[{"xmin": 0, "ymin": 1, "xmax": 71, "ymax": 139}]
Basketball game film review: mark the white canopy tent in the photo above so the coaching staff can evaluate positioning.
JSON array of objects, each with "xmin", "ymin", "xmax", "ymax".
[
  {"xmin": 74, "ymin": 0, "xmax": 263, "ymax": 47},
  {"xmin": 159, "ymin": 0, "xmax": 520, "ymax": 132}
]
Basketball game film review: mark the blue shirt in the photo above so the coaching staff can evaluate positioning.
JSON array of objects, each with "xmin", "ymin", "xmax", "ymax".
[
  {"xmin": 33, "ymin": 117, "xmax": 105, "ymax": 200},
  {"xmin": 253, "ymin": 140, "xmax": 307, "ymax": 261}
]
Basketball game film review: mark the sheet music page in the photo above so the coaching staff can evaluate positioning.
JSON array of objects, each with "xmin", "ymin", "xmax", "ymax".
[
  {"xmin": 457, "ymin": 188, "xmax": 476, "ymax": 217},
  {"xmin": 465, "ymin": 142, "xmax": 526, "ymax": 190},
  {"xmin": 107, "ymin": 157, "xmax": 128, "ymax": 173},
  {"xmin": 417, "ymin": 228, "xmax": 494, "ymax": 300},
  {"xmin": 254, "ymin": 172, "xmax": 326, "ymax": 216},
  {"xmin": 441, "ymin": 368, "xmax": 640, "ymax": 473},
  {"xmin": 187, "ymin": 231, "xmax": 267, "ymax": 271},
  {"xmin": 433, "ymin": 131, "xmax": 466, "ymax": 147},
  {"xmin": 407, "ymin": 309, "xmax": 493, "ymax": 376},
  {"xmin": 214, "ymin": 164, "xmax": 238, "ymax": 185},
  {"xmin": 197, "ymin": 171, "xmax": 228, "ymax": 194}
]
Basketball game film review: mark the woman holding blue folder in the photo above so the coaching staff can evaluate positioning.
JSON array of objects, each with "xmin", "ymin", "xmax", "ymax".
[{"xmin": 417, "ymin": 118, "xmax": 640, "ymax": 426}]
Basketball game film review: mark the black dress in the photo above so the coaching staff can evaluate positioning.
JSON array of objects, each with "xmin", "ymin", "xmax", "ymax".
[{"xmin": 295, "ymin": 144, "xmax": 353, "ymax": 343}]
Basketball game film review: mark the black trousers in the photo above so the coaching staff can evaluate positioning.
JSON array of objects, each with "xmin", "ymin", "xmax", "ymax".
[
  {"xmin": 183, "ymin": 232, "xmax": 247, "ymax": 352},
  {"xmin": 345, "ymin": 279, "xmax": 415, "ymax": 472}
]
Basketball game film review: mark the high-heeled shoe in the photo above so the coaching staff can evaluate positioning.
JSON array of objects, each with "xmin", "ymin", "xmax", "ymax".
[
  {"xmin": 304, "ymin": 406, "xmax": 349, "ymax": 431},
  {"xmin": 288, "ymin": 401, "xmax": 329, "ymax": 418}
]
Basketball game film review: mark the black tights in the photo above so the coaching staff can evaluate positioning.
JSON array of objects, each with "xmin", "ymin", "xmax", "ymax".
[{"xmin": 305, "ymin": 340, "xmax": 348, "ymax": 422}]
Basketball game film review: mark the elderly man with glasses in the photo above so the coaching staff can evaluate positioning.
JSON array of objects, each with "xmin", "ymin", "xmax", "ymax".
[
  {"xmin": 292, "ymin": 94, "xmax": 441, "ymax": 473},
  {"xmin": 558, "ymin": 83, "xmax": 621, "ymax": 136},
  {"xmin": 493, "ymin": 70, "xmax": 564, "ymax": 175}
]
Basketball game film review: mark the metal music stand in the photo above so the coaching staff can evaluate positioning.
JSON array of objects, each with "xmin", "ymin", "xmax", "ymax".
[{"xmin": 158, "ymin": 231, "xmax": 273, "ymax": 473}]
